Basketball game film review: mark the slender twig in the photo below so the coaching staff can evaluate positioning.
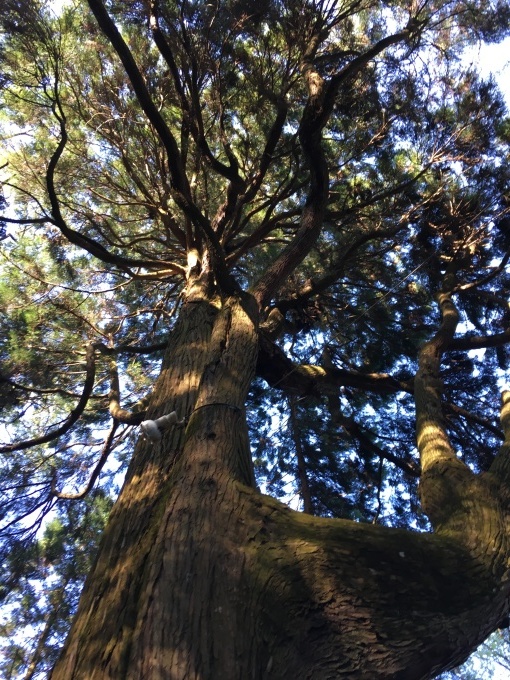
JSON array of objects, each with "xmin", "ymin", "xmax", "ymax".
[
  {"xmin": 51, "ymin": 420, "xmax": 120, "ymax": 500},
  {"xmin": 0, "ymin": 344, "xmax": 96, "ymax": 453}
]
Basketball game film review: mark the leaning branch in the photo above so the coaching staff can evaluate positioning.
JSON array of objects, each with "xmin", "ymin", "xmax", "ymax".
[
  {"xmin": 326, "ymin": 389, "xmax": 420, "ymax": 477},
  {"xmin": 454, "ymin": 251, "xmax": 510, "ymax": 294},
  {"xmin": 328, "ymin": 27, "xmax": 413, "ymax": 98},
  {"xmin": 46, "ymin": 98, "xmax": 184, "ymax": 274},
  {"xmin": 0, "ymin": 373, "xmax": 89, "ymax": 400},
  {"xmin": 449, "ymin": 328, "xmax": 510, "ymax": 352},
  {"xmin": 444, "ymin": 402, "xmax": 504, "ymax": 441},
  {"xmin": 340, "ymin": 412, "xmax": 420, "ymax": 478},
  {"xmin": 251, "ymin": 26, "xmax": 416, "ymax": 309},
  {"xmin": 149, "ymin": 1, "xmax": 243, "ymax": 186},
  {"xmin": 0, "ymin": 344, "xmax": 96, "ymax": 453}
]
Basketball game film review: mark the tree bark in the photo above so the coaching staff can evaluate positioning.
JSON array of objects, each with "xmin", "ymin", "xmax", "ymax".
[
  {"xmin": 51, "ymin": 288, "xmax": 260, "ymax": 679},
  {"xmin": 51, "ymin": 289, "xmax": 510, "ymax": 680}
]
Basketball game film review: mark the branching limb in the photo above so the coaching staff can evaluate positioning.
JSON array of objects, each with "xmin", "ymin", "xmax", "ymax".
[
  {"xmin": 327, "ymin": 26, "xmax": 414, "ymax": 95},
  {"xmin": 0, "ymin": 215, "xmax": 50, "ymax": 226},
  {"xmin": 148, "ymin": 0, "xmax": 242, "ymax": 187},
  {"xmin": 251, "ymin": 63, "xmax": 328, "ymax": 308},
  {"xmin": 87, "ymin": 0, "xmax": 188, "ymax": 195},
  {"xmin": 0, "ymin": 373, "xmax": 93, "ymax": 401},
  {"xmin": 86, "ymin": 0, "xmax": 237, "ymax": 293},
  {"xmin": 251, "ymin": 25, "xmax": 418, "ymax": 309},
  {"xmin": 257, "ymin": 333, "xmax": 410, "ymax": 396},
  {"xmin": 237, "ymin": 98, "xmax": 289, "ymax": 209}
]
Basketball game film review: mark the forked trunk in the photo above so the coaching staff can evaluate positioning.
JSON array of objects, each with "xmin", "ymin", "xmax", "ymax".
[{"xmin": 51, "ymin": 289, "xmax": 510, "ymax": 680}]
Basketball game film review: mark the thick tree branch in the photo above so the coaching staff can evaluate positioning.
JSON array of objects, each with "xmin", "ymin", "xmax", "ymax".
[
  {"xmin": 257, "ymin": 333, "xmax": 410, "ymax": 396},
  {"xmin": 415, "ymin": 292, "xmax": 460, "ymax": 469},
  {"xmin": 328, "ymin": 27, "xmax": 413, "ymax": 96},
  {"xmin": 0, "ymin": 373, "xmax": 91, "ymax": 401},
  {"xmin": 414, "ymin": 287, "xmax": 477, "ymax": 528},
  {"xmin": 0, "ymin": 215, "xmax": 50, "ymax": 225},
  {"xmin": 107, "ymin": 358, "xmax": 147, "ymax": 425},
  {"xmin": 454, "ymin": 251, "xmax": 510, "ymax": 293},
  {"xmin": 251, "ymin": 94, "xmax": 328, "ymax": 305}
]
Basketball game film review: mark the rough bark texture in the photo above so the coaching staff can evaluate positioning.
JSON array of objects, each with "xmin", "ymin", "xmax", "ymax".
[
  {"xmin": 51, "ymin": 289, "xmax": 510, "ymax": 680},
  {"xmin": 51, "ymin": 289, "xmax": 260, "ymax": 678}
]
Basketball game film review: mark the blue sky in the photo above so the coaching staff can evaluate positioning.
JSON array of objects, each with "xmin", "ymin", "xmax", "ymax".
[{"xmin": 467, "ymin": 37, "xmax": 510, "ymax": 105}]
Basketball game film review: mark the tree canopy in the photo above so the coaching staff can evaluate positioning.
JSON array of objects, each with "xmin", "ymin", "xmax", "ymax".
[{"xmin": 1, "ymin": 0, "xmax": 510, "ymax": 677}]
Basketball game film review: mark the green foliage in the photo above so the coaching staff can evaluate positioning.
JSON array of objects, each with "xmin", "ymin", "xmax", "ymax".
[{"xmin": 0, "ymin": 492, "xmax": 112, "ymax": 679}]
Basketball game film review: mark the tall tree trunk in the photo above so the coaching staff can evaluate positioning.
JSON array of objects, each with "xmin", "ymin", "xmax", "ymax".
[
  {"xmin": 51, "ymin": 287, "xmax": 261, "ymax": 678},
  {"xmin": 51, "ymin": 288, "xmax": 510, "ymax": 680}
]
